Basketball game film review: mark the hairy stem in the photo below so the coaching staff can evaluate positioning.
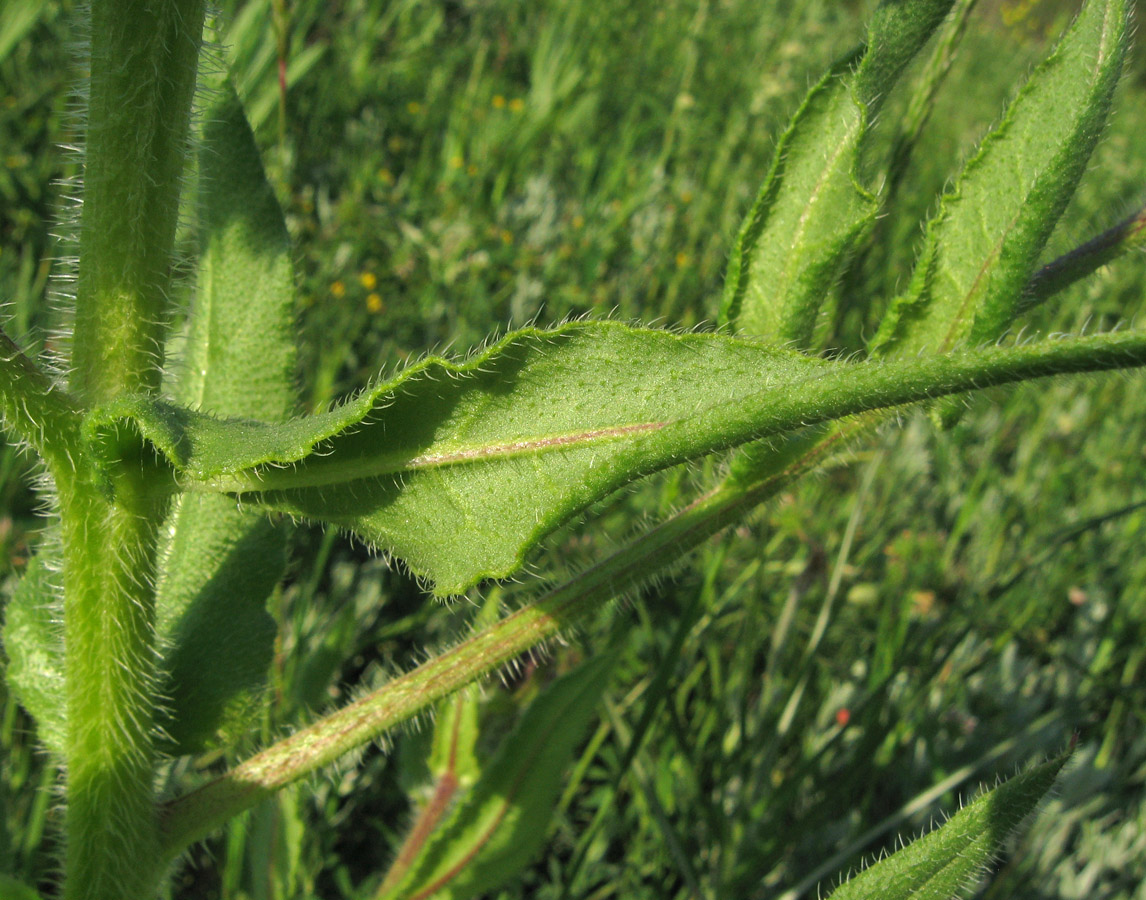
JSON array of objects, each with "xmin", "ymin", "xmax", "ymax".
[
  {"xmin": 62, "ymin": 1, "xmax": 206, "ymax": 896},
  {"xmin": 1021, "ymin": 205, "xmax": 1146, "ymax": 314},
  {"xmin": 72, "ymin": 0, "xmax": 207, "ymax": 404},
  {"xmin": 60, "ymin": 475, "xmax": 169, "ymax": 900},
  {"xmin": 157, "ymin": 463, "xmax": 801, "ymax": 858}
]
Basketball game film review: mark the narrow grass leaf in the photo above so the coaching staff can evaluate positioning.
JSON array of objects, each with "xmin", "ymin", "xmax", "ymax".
[
  {"xmin": 871, "ymin": 0, "xmax": 1130, "ymax": 356},
  {"xmin": 720, "ymin": 0, "xmax": 953, "ymax": 346},
  {"xmin": 84, "ymin": 323, "xmax": 1146, "ymax": 597},
  {"xmin": 2, "ymin": 553, "xmax": 64, "ymax": 757},
  {"xmin": 377, "ymin": 653, "xmax": 614, "ymax": 900},
  {"xmin": 153, "ymin": 75, "xmax": 297, "ymax": 753},
  {"xmin": 0, "ymin": 0, "xmax": 51, "ymax": 66},
  {"xmin": 826, "ymin": 752, "xmax": 1070, "ymax": 900}
]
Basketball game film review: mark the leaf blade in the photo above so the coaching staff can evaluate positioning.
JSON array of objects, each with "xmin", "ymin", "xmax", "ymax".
[
  {"xmin": 2, "ymin": 552, "xmax": 65, "ymax": 757},
  {"xmin": 871, "ymin": 0, "xmax": 1131, "ymax": 356},
  {"xmin": 0, "ymin": 873, "xmax": 45, "ymax": 900},
  {"xmin": 85, "ymin": 323, "xmax": 1146, "ymax": 596},
  {"xmin": 153, "ymin": 73, "xmax": 297, "ymax": 752},
  {"xmin": 720, "ymin": 0, "xmax": 954, "ymax": 346},
  {"xmin": 827, "ymin": 752, "xmax": 1069, "ymax": 900}
]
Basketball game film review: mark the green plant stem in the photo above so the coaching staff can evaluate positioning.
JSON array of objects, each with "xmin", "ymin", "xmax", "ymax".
[
  {"xmin": 61, "ymin": 1, "xmax": 206, "ymax": 896},
  {"xmin": 157, "ymin": 461, "xmax": 806, "ymax": 859},
  {"xmin": 59, "ymin": 476, "xmax": 169, "ymax": 900},
  {"xmin": 1020, "ymin": 205, "xmax": 1146, "ymax": 314},
  {"xmin": 72, "ymin": 0, "xmax": 207, "ymax": 405}
]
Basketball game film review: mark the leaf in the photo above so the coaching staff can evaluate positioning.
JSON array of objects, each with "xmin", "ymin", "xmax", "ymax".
[
  {"xmin": 153, "ymin": 74, "xmax": 297, "ymax": 753},
  {"xmin": 181, "ymin": 77, "xmax": 297, "ymax": 421},
  {"xmin": 377, "ymin": 653, "xmax": 615, "ymax": 900},
  {"xmin": 1, "ymin": 552, "xmax": 65, "ymax": 757},
  {"xmin": 719, "ymin": 0, "xmax": 954, "ymax": 346},
  {"xmin": 154, "ymin": 498, "xmax": 285, "ymax": 752},
  {"xmin": 426, "ymin": 688, "xmax": 482, "ymax": 788},
  {"xmin": 0, "ymin": 873, "xmax": 45, "ymax": 900},
  {"xmin": 826, "ymin": 752, "xmax": 1069, "ymax": 900},
  {"xmin": 83, "ymin": 323, "xmax": 1146, "ymax": 597},
  {"xmin": 870, "ymin": 0, "xmax": 1130, "ymax": 357}
]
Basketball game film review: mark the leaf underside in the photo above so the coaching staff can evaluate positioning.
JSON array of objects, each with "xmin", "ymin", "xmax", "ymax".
[
  {"xmin": 83, "ymin": 322, "xmax": 1146, "ymax": 597},
  {"xmin": 2, "ymin": 553, "xmax": 65, "ymax": 757},
  {"xmin": 721, "ymin": 0, "xmax": 955, "ymax": 345}
]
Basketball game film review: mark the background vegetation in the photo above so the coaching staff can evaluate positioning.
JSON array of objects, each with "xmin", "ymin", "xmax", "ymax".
[{"xmin": 2, "ymin": 0, "xmax": 1145, "ymax": 897}]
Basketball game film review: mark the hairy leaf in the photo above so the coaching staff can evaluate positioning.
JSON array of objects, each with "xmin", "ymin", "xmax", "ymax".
[
  {"xmin": 827, "ymin": 752, "xmax": 1069, "ymax": 900},
  {"xmin": 2, "ymin": 553, "xmax": 64, "ymax": 757},
  {"xmin": 871, "ymin": 0, "xmax": 1130, "ymax": 356},
  {"xmin": 84, "ymin": 323, "xmax": 1146, "ymax": 597},
  {"xmin": 377, "ymin": 653, "xmax": 614, "ymax": 900},
  {"xmin": 720, "ymin": 0, "xmax": 954, "ymax": 346},
  {"xmin": 154, "ymin": 75, "xmax": 296, "ymax": 753}
]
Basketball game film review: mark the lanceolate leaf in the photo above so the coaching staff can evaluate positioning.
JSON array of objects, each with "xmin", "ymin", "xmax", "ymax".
[
  {"xmin": 83, "ymin": 323, "xmax": 1146, "ymax": 597},
  {"xmin": 719, "ymin": 0, "xmax": 954, "ymax": 346},
  {"xmin": 375, "ymin": 595, "xmax": 508, "ymax": 896},
  {"xmin": 153, "ymin": 75, "xmax": 296, "ymax": 752},
  {"xmin": 180, "ymin": 76, "xmax": 297, "ymax": 421},
  {"xmin": 827, "ymin": 752, "xmax": 1069, "ymax": 900},
  {"xmin": 377, "ymin": 653, "xmax": 615, "ymax": 900},
  {"xmin": 871, "ymin": 0, "xmax": 1130, "ymax": 356}
]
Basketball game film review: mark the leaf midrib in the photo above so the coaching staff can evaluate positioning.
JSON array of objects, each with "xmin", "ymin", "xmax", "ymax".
[{"xmin": 189, "ymin": 420, "xmax": 669, "ymax": 493}]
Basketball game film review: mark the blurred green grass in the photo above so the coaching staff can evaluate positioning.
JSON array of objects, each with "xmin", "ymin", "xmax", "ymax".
[{"xmin": 2, "ymin": 1, "xmax": 1146, "ymax": 898}]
